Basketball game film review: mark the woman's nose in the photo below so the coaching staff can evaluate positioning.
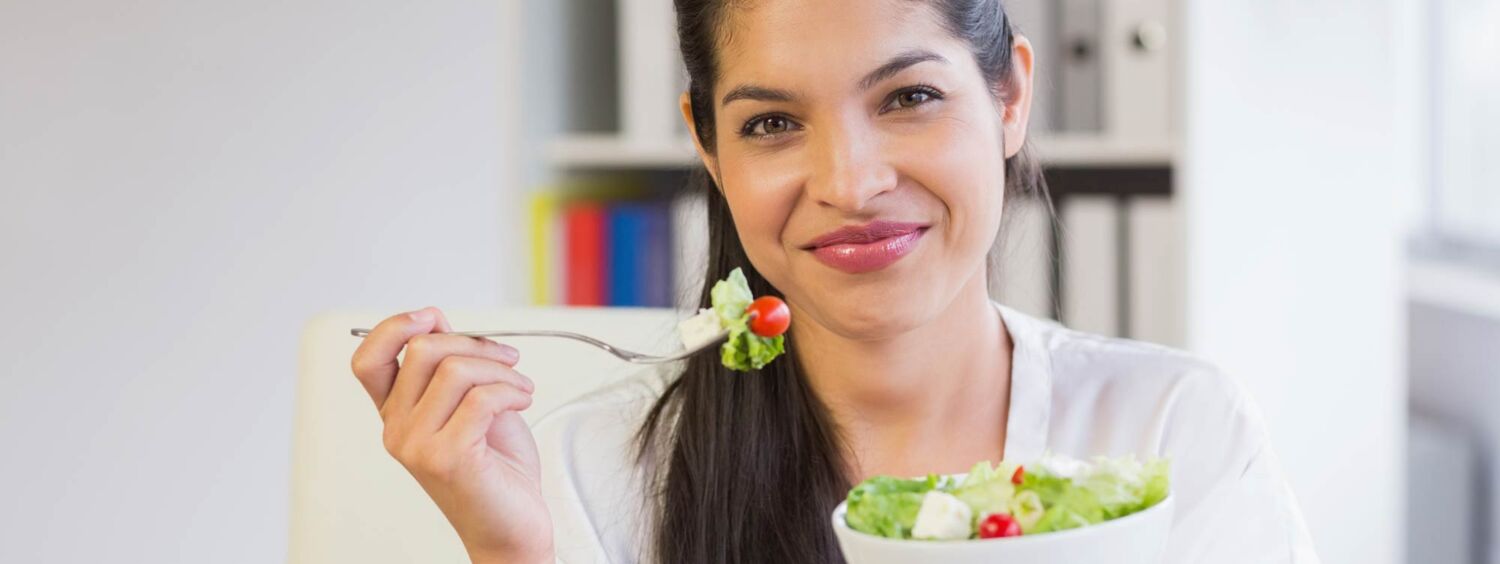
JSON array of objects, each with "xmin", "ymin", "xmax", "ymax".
[{"xmin": 806, "ymin": 123, "xmax": 898, "ymax": 212}]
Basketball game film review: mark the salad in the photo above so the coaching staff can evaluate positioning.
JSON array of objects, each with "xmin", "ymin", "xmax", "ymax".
[
  {"xmin": 844, "ymin": 454, "xmax": 1169, "ymax": 541},
  {"xmin": 677, "ymin": 267, "xmax": 789, "ymax": 371}
]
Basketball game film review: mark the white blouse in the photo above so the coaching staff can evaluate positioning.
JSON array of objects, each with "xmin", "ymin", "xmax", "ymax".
[{"xmin": 532, "ymin": 303, "xmax": 1322, "ymax": 563}]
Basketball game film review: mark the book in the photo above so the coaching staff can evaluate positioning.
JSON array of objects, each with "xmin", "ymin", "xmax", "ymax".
[
  {"xmin": 605, "ymin": 200, "xmax": 675, "ymax": 307},
  {"xmin": 538, "ymin": 172, "xmax": 695, "ymax": 307},
  {"xmin": 527, "ymin": 192, "xmax": 560, "ymax": 305},
  {"xmin": 606, "ymin": 204, "xmax": 647, "ymax": 306},
  {"xmin": 641, "ymin": 201, "xmax": 672, "ymax": 307},
  {"xmin": 564, "ymin": 202, "xmax": 607, "ymax": 306}
]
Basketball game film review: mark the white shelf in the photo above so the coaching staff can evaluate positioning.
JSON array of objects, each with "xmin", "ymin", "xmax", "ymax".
[
  {"xmin": 546, "ymin": 134, "xmax": 699, "ymax": 169},
  {"xmin": 1409, "ymin": 256, "xmax": 1500, "ymax": 321},
  {"xmin": 547, "ymin": 133, "xmax": 1173, "ymax": 169},
  {"xmin": 1030, "ymin": 134, "xmax": 1174, "ymax": 167}
]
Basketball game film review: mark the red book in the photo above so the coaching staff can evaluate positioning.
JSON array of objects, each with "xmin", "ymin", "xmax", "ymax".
[{"xmin": 564, "ymin": 203, "xmax": 607, "ymax": 306}]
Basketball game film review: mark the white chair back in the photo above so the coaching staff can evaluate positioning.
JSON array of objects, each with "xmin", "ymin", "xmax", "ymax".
[{"xmin": 289, "ymin": 307, "xmax": 678, "ymax": 563}]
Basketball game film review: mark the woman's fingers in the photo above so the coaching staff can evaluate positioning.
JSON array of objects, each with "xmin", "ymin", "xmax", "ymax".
[
  {"xmin": 433, "ymin": 308, "xmax": 454, "ymax": 333},
  {"xmin": 351, "ymin": 307, "xmax": 442, "ymax": 408},
  {"xmin": 384, "ymin": 333, "xmax": 520, "ymax": 418},
  {"xmin": 409, "ymin": 356, "xmax": 535, "ymax": 433},
  {"xmin": 440, "ymin": 382, "xmax": 534, "ymax": 446}
]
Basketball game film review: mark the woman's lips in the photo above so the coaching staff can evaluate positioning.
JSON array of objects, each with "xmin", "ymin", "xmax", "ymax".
[{"xmin": 803, "ymin": 221, "xmax": 929, "ymax": 274}]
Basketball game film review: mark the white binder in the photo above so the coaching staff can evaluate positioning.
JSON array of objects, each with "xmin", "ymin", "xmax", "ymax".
[
  {"xmin": 1103, "ymin": 0, "xmax": 1174, "ymax": 144},
  {"xmin": 1058, "ymin": 0, "xmax": 1105, "ymax": 133},
  {"xmin": 618, "ymin": 0, "xmax": 687, "ymax": 145}
]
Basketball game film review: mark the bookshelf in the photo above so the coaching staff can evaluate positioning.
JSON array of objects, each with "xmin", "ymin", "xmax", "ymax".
[
  {"xmin": 547, "ymin": 134, "xmax": 1176, "ymax": 170},
  {"xmin": 515, "ymin": 0, "xmax": 1183, "ymax": 346}
]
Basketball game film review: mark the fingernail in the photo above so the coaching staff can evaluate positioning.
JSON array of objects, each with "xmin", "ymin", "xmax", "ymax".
[
  {"xmin": 408, "ymin": 308, "xmax": 434, "ymax": 324},
  {"xmin": 497, "ymin": 344, "xmax": 520, "ymax": 364}
]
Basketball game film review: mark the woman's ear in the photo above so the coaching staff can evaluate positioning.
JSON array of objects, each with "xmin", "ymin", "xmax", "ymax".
[
  {"xmin": 680, "ymin": 92, "xmax": 723, "ymax": 189},
  {"xmin": 999, "ymin": 34, "xmax": 1036, "ymax": 159}
]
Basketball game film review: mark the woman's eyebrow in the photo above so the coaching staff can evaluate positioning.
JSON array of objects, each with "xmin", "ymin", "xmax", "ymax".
[
  {"xmin": 721, "ymin": 85, "xmax": 797, "ymax": 107},
  {"xmin": 720, "ymin": 49, "xmax": 949, "ymax": 108},
  {"xmin": 857, "ymin": 49, "xmax": 948, "ymax": 91}
]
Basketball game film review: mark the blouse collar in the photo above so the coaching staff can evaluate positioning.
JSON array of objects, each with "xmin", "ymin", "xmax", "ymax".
[{"xmin": 995, "ymin": 302, "xmax": 1055, "ymax": 462}]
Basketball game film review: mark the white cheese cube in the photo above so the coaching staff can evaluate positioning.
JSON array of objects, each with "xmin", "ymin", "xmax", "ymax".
[
  {"xmin": 911, "ymin": 491, "xmax": 974, "ymax": 540},
  {"xmin": 677, "ymin": 309, "xmax": 725, "ymax": 351}
]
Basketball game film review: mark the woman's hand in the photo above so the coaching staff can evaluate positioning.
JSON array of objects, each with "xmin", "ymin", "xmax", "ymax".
[{"xmin": 350, "ymin": 307, "xmax": 553, "ymax": 564}]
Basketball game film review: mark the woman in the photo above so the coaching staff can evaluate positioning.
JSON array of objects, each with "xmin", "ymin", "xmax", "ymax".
[{"xmin": 350, "ymin": 0, "xmax": 1320, "ymax": 562}]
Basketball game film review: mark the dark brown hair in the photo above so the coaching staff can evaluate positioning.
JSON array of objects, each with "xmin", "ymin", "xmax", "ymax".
[{"xmin": 638, "ymin": 2, "xmax": 1049, "ymax": 562}]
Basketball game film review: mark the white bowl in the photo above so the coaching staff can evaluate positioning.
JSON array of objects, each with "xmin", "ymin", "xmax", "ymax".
[{"xmin": 832, "ymin": 495, "xmax": 1174, "ymax": 564}]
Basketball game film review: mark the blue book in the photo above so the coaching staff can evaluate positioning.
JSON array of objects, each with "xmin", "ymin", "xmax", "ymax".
[
  {"xmin": 641, "ymin": 202, "xmax": 672, "ymax": 307},
  {"xmin": 606, "ymin": 204, "xmax": 647, "ymax": 306}
]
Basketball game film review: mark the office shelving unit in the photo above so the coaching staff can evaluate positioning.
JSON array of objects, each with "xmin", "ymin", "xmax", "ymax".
[{"xmin": 516, "ymin": 0, "xmax": 1183, "ymax": 346}]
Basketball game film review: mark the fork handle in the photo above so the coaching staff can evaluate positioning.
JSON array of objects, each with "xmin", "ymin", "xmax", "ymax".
[{"xmin": 349, "ymin": 328, "xmax": 595, "ymax": 340}]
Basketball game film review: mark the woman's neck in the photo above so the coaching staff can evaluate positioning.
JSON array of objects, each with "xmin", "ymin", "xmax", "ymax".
[{"xmin": 792, "ymin": 273, "xmax": 1014, "ymax": 481}]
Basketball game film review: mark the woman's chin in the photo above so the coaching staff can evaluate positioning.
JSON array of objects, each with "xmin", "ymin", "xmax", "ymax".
[
  {"xmin": 803, "ymin": 297, "xmax": 938, "ymax": 342},
  {"xmin": 782, "ymin": 254, "xmax": 980, "ymax": 341}
]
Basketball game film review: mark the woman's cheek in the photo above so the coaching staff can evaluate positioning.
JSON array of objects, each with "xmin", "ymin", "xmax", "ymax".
[
  {"xmin": 719, "ymin": 157, "xmax": 803, "ymax": 283},
  {"xmin": 894, "ymin": 118, "xmax": 1006, "ymax": 254}
]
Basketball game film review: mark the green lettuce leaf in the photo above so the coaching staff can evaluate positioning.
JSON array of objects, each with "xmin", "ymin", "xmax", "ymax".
[
  {"xmin": 950, "ymin": 461, "xmax": 1018, "ymax": 519},
  {"xmin": 710, "ymin": 268, "xmax": 786, "ymax": 371},
  {"xmin": 845, "ymin": 475, "xmax": 939, "ymax": 539},
  {"xmin": 1139, "ymin": 459, "xmax": 1170, "ymax": 509},
  {"xmin": 1074, "ymin": 456, "xmax": 1171, "ymax": 519},
  {"xmin": 710, "ymin": 268, "xmax": 755, "ymax": 321},
  {"xmin": 1009, "ymin": 489, "xmax": 1046, "ymax": 531},
  {"xmin": 1017, "ymin": 469, "xmax": 1105, "ymax": 533},
  {"xmin": 842, "ymin": 455, "xmax": 1170, "ymax": 540}
]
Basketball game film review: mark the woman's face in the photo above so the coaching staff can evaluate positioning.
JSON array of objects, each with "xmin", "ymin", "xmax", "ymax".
[{"xmin": 686, "ymin": 0, "xmax": 1034, "ymax": 340}]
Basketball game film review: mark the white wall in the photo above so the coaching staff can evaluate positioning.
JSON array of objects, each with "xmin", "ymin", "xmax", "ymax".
[
  {"xmin": 0, "ymin": 1, "xmax": 514, "ymax": 562},
  {"xmin": 1409, "ymin": 299, "xmax": 1500, "ymax": 564},
  {"xmin": 1430, "ymin": 0, "xmax": 1500, "ymax": 246},
  {"xmin": 1182, "ymin": 1, "xmax": 1412, "ymax": 563}
]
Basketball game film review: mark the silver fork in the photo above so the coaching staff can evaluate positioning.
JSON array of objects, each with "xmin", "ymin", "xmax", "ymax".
[{"xmin": 348, "ymin": 327, "xmax": 726, "ymax": 364}]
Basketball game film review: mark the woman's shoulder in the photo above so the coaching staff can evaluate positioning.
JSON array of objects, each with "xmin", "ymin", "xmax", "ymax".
[
  {"xmin": 1025, "ymin": 317, "xmax": 1270, "ymax": 461},
  {"xmin": 1009, "ymin": 310, "xmax": 1251, "ymax": 414}
]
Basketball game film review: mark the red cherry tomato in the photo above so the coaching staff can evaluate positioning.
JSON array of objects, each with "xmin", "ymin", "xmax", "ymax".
[
  {"xmin": 1012, "ymin": 465, "xmax": 1025, "ymax": 485},
  {"xmin": 745, "ymin": 296, "xmax": 791, "ymax": 337},
  {"xmin": 978, "ymin": 513, "xmax": 1023, "ymax": 539}
]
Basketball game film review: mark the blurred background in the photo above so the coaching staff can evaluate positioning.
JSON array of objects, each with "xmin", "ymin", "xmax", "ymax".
[{"xmin": 0, "ymin": 0, "xmax": 1495, "ymax": 562}]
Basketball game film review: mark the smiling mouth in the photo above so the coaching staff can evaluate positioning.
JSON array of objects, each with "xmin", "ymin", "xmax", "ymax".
[{"xmin": 802, "ymin": 221, "xmax": 930, "ymax": 274}]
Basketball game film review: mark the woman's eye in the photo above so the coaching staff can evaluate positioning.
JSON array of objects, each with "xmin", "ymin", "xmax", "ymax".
[
  {"xmin": 883, "ymin": 86, "xmax": 943, "ymax": 112},
  {"xmin": 742, "ymin": 115, "xmax": 800, "ymax": 138},
  {"xmin": 897, "ymin": 91, "xmax": 931, "ymax": 107}
]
